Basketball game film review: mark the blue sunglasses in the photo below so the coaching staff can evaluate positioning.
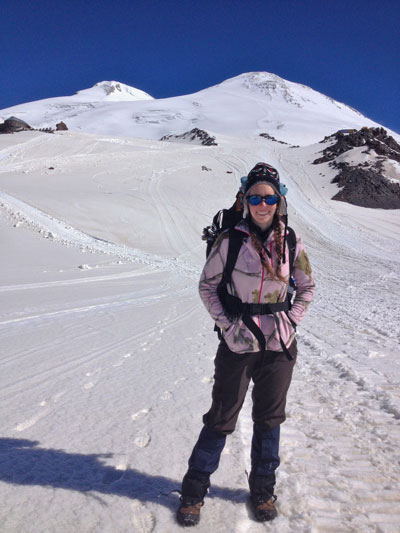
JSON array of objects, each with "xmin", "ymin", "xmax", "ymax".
[{"xmin": 248, "ymin": 194, "xmax": 279, "ymax": 206}]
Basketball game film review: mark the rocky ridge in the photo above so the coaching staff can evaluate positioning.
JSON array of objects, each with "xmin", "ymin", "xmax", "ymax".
[
  {"xmin": 313, "ymin": 127, "xmax": 400, "ymax": 209},
  {"xmin": 259, "ymin": 132, "xmax": 290, "ymax": 145},
  {"xmin": 0, "ymin": 117, "xmax": 32, "ymax": 133},
  {"xmin": 0, "ymin": 117, "xmax": 68, "ymax": 134},
  {"xmin": 160, "ymin": 128, "xmax": 217, "ymax": 146}
]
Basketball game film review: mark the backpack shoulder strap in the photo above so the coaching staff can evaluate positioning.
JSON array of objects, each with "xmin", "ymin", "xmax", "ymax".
[
  {"xmin": 214, "ymin": 228, "xmax": 245, "ymax": 338},
  {"xmin": 220, "ymin": 229, "xmax": 245, "ymax": 287}
]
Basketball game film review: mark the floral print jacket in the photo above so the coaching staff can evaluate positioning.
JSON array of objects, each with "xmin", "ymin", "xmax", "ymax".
[{"xmin": 199, "ymin": 220, "xmax": 315, "ymax": 354}]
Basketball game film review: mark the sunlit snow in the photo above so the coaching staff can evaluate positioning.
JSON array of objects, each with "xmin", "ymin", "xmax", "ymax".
[{"xmin": 1, "ymin": 74, "xmax": 400, "ymax": 532}]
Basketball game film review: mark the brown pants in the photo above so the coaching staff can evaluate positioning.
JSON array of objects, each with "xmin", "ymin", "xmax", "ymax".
[{"xmin": 203, "ymin": 339, "xmax": 297, "ymax": 434}]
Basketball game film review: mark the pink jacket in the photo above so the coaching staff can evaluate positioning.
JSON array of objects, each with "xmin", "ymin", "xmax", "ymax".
[{"xmin": 199, "ymin": 220, "xmax": 315, "ymax": 354}]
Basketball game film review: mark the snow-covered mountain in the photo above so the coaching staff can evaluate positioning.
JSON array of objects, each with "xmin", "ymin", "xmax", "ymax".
[
  {"xmin": 0, "ymin": 72, "xmax": 391, "ymax": 145},
  {"xmin": 3, "ymin": 72, "xmax": 399, "ymax": 209}
]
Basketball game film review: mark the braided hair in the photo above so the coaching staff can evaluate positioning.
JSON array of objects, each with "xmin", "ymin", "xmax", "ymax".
[{"xmin": 249, "ymin": 214, "xmax": 288, "ymax": 283}]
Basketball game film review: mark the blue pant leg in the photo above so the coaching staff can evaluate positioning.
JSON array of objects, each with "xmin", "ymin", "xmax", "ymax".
[
  {"xmin": 188, "ymin": 425, "xmax": 227, "ymax": 474},
  {"xmin": 251, "ymin": 424, "xmax": 280, "ymax": 475},
  {"xmin": 249, "ymin": 424, "xmax": 280, "ymax": 498},
  {"xmin": 181, "ymin": 426, "xmax": 227, "ymax": 501}
]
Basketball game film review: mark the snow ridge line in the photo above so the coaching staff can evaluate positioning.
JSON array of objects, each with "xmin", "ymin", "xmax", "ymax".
[{"xmin": 0, "ymin": 190, "xmax": 200, "ymax": 279}]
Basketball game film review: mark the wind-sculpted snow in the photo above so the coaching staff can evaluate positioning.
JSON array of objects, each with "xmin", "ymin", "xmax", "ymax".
[{"xmin": 0, "ymin": 190, "xmax": 199, "ymax": 280}]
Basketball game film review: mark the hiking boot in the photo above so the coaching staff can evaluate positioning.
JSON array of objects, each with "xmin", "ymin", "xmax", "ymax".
[
  {"xmin": 250, "ymin": 495, "xmax": 278, "ymax": 522},
  {"xmin": 176, "ymin": 496, "xmax": 203, "ymax": 527}
]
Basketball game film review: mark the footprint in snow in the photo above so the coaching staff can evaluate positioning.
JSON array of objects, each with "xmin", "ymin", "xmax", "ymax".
[
  {"xmin": 15, "ymin": 416, "xmax": 40, "ymax": 432},
  {"xmin": 53, "ymin": 391, "xmax": 66, "ymax": 402},
  {"xmin": 131, "ymin": 500, "xmax": 155, "ymax": 532},
  {"xmin": 15, "ymin": 408, "xmax": 49, "ymax": 431},
  {"xmin": 114, "ymin": 352, "xmax": 134, "ymax": 367},
  {"xmin": 160, "ymin": 390, "xmax": 172, "ymax": 401},
  {"xmin": 131, "ymin": 408, "xmax": 151, "ymax": 421},
  {"xmin": 134, "ymin": 432, "xmax": 151, "ymax": 448},
  {"xmin": 102, "ymin": 467, "xmax": 126, "ymax": 485},
  {"xmin": 368, "ymin": 350, "xmax": 386, "ymax": 358},
  {"xmin": 85, "ymin": 368, "xmax": 101, "ymax": 377},
  {"xmin": 174, "ymin": 377, "xmax": 187, "ymax": 386}
]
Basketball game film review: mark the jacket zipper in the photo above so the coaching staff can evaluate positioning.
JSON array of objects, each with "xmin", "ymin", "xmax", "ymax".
[{"xmin": 257, "ymin": 251, "xmax": 265, "ymax": 330}]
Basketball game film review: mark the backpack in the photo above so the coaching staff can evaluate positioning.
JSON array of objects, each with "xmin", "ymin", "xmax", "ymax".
[{"xmin": 202, "ymin": 198, "xmax": 244, "ymax": 257}]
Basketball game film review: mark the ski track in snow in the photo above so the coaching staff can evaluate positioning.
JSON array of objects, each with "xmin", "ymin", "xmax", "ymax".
[
  {"xmin": 1, "ymin": 133, "xmax": 400, "ymax": 532},
  {"xmin": 0, "ymin": 190, "xmax": 200, "ymax": 280}
]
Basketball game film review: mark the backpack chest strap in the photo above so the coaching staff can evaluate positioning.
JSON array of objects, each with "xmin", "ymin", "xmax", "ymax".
[
  {"xmin": 221, "ymin": 293, "xmax": 289, "ymax": 318},
  {"xmin": 244, "ymin": 301, "xmax": 289, "ymax": 315}
]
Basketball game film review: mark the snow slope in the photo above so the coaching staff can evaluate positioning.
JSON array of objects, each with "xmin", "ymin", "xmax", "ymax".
[
  {"xmin": 1, "ymin": 130, "xmax": 400, "ymax": 533},
  {"xmin": 0, "ymin": 72, "xmax": 392, "ymax": 146}
]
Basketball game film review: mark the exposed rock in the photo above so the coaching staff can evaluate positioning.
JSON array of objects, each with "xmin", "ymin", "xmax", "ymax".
[
  {"xmin": 331, "ymin": 163, "xmax": 400, "ymax": 209},
  {"xmin": 313, "ymin": 127, "xmax": 400, "ymax": 209},
  {"xmin": 202, "ymin": 166, "xmax": 211, "ymax": 171},
  {"xmin": 56, "ymin": 121, "xmax": 68, "ymax": 131},
  {"xmin": 0, "ymin": 116, "xmax": 59, "ymax": 134},
  {"xmin": 0, "ymin": 116, "xmax": 32, "ymax": 133},
  {"xmin": 314, "ymin": 127, "xmax": 400, "ymax": 164},
  {"xmin": 259, "ymin": 132, "xmax": 289, "ymax": 145},
  {"xmin": 160, "ymin": 128, "xmax": 217, "ymax": 146}
]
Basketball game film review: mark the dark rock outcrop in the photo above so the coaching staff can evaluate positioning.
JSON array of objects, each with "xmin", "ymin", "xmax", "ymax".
[
  {"xmin": 331, "ymin": 163, "xmax": 400, "ymax": 209},
  {"xmin": 160, "ymin": 128, "xmax": 217, "ymax": 146},
  {"xmin": 0, "ymin": 116, "xmax": 32, "ymax": 133},
  {"xmin": 0, "ymin": 116, "xmax": 63, "ymax": 134},
  {"xmin": 314, "ymin": 127, "xmax": 400, "ymax": 165},
  {"xmin": 56, "ymin": 121, "xmax": 68, "ymax": 131},
  {"xmin": 259, "ymin": 132, "xmax": 289, "ymax": 145},
  {"xmin": 313, "ymin": 127, "xmax": 400, "ymax": 209}
]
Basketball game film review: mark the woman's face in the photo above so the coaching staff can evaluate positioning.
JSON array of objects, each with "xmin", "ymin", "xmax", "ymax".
[{"xmin": 248, "ymin": 183, "xmax": 278, "ymax": 230}]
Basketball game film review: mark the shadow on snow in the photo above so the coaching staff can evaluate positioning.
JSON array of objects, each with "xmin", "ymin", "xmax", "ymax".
[{"xmin": 0, "ymin": 438, "xmax": 248, "ymax": 509}]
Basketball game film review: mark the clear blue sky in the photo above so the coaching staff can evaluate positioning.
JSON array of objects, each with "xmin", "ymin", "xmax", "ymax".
[{"xmin": 1, "ymin": 0, "xmax": 399, "ymax": 133}]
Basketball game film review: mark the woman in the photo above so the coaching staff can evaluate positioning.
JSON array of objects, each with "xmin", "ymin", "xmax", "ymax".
[{"xmin": 177, "ymin": 163, "xmax": 315, "ymax": 526}]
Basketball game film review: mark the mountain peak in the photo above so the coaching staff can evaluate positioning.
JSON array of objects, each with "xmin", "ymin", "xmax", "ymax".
[
  {"xmin": 220, "ymin": 71, "xmax": 294, "ymax": 91},
  {"xmin": 75, "ymin": 81, "xmax": 153, "ymax": 102},
  {"xmin": 218, "ymin": 71, "xmax": 354, "ymax": 112}
]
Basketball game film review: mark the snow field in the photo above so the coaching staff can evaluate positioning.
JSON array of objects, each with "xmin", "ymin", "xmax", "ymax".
[{"xmin": 0, "ymin": 131, "xmax": 400, "ymax": 532}]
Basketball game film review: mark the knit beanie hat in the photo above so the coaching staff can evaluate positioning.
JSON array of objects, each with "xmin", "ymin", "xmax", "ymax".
[
  {"xmin": 243, "ymin": 162, "xmax": 287, "ymax": 217},
  {"xmin": 244, "ymin": 163, "xmax": 281, "ymax": 196}
]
